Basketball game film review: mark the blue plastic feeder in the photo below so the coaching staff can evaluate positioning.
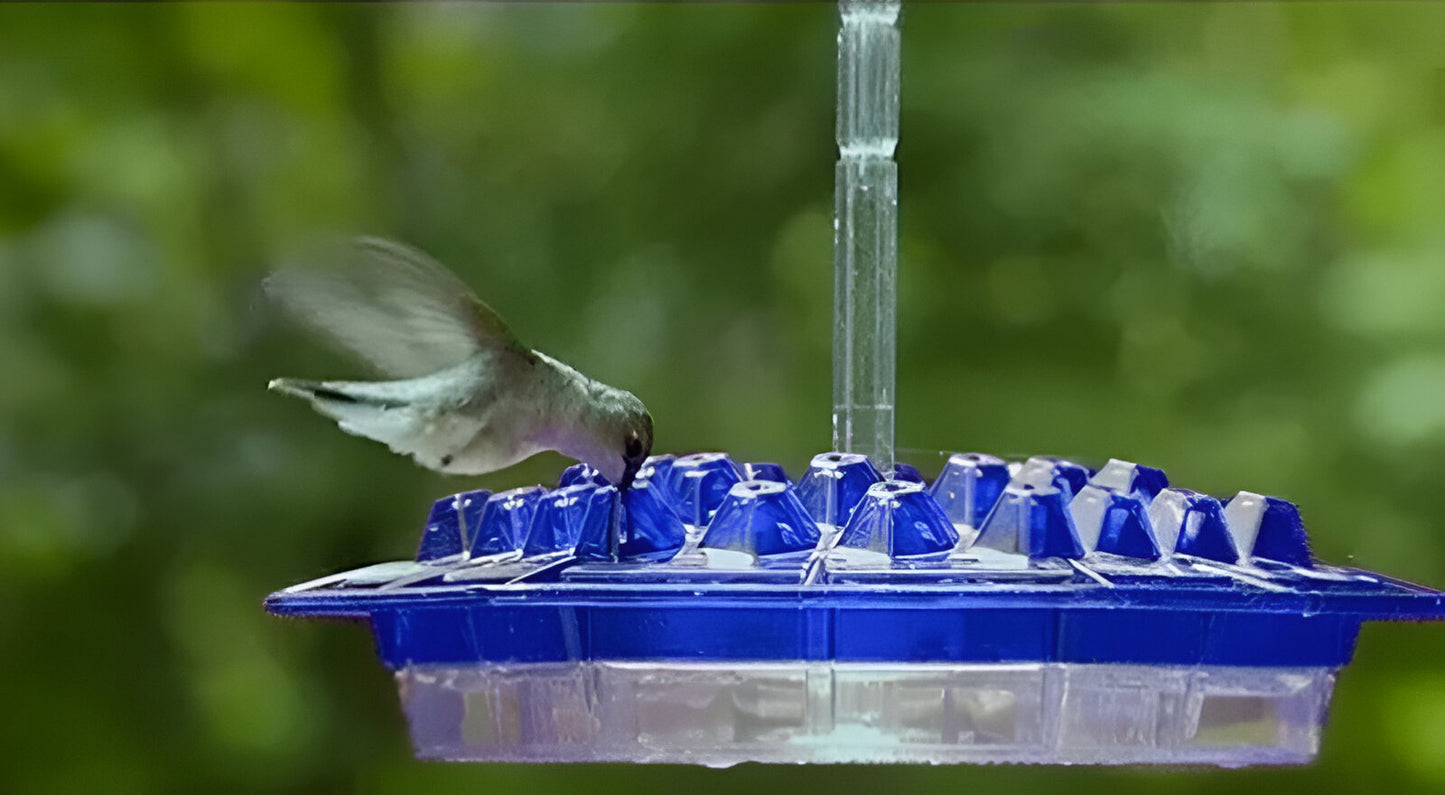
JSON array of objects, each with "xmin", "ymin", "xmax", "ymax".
[{"xmin": 267, "ymin": 451, "xmax": 1445, "ymax": 766}]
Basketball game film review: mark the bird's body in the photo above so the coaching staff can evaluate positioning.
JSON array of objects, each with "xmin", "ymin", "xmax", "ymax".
[{"xmin": 266, "ymin": 238, "xmax": 653, "ymax": 486}]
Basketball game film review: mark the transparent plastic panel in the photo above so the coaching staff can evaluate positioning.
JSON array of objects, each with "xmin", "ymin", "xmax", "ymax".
[{"xmin": 399, "ymin": 662, "xmax": 1334, "ymax": 767}]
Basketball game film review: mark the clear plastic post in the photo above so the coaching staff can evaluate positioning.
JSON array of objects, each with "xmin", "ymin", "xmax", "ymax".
[{"xmin": 833, "ymin": 0, "xmax": 900, "ymax": 474}]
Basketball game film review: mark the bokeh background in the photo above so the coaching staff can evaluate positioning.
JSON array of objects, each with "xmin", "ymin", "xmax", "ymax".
[{"xmin": 2, "ymin": 2, "xmax": 1444, "ymax": 792}]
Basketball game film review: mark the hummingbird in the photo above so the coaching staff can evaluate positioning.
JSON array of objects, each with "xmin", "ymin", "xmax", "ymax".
[{"xmin": 265, "ymin": 237, "xmax": 654, "ymax": 489}]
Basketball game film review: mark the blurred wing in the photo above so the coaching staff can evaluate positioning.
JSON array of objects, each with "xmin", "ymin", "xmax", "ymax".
[{"xmin": 266, "ymin": 237, "xmax": 533, "ymax": 378}]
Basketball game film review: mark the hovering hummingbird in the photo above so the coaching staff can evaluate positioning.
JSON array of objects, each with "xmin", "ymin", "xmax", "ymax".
[{"xmin": 265, "ymin": 237, "xmax": 654, "ymax": 489}]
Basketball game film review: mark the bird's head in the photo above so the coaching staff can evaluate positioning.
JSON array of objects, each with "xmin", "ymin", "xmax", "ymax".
[
  {"xmin": 560, "ymin": 383, "xmax": 653, "ymax": 490},
  {"xmin": 616, "ymin": 399, "xmax": 653, "ymax": 492}
]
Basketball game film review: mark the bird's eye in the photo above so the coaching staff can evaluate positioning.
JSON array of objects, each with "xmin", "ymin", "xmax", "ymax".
[{"xmin": 625, "ymin": 435, "xmax": 645, "ymax": 459}]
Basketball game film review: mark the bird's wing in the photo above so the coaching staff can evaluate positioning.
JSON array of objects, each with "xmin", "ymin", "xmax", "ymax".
[{"xmin": 265, "ymin": 237, "xmax": 535, "ymax": 378}]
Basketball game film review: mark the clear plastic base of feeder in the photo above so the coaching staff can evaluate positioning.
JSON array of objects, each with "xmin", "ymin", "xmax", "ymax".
[{"xmin": 398, "ymin": 662, "xmax": 1334, "ymax": 767}]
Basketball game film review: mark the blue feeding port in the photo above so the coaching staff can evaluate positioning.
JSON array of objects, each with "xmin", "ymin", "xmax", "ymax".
[
  {"xmin": 929, "ymin": 452, "xmax": 1010, "ymax": 532},
  {"xmin": 470, "ymin": 486, "xmax": 544, "ymax": 558},
  {"xmin": 526, "ymin": 484, "xmax": 617, "ymax": 558},
  {"xmin": 974, "ymin": 481, "xmax": 1086, "ymax": 560},
  {"xmin": 837, "ymin": 480, "xmax": 957, "ymax": 560},
  {"xmin": 795, "ymin": 451, "xmax": 882, "ymax": 525},
  {"xmin": 267, "ymin": 451, "xmax": 1445, "ymax": 767},
  {"xmin": 416, "ymin": 489, "xmax": 487, "ymax": 562},
  {"xmin": 700, "ymin": 480, "xmax": 821, "ymax": 559},
  {"xmin": 664, "ymin": 452, "xmax": 744, "ymax": 526}
]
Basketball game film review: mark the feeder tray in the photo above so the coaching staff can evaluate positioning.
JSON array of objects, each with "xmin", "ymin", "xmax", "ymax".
[{"xmin": 266, "ymin": 451, "xmax": 1445, "ymax": 766}]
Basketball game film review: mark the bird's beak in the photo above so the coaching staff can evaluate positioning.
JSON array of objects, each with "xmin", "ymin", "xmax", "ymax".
[{"xmin": 619, "ymin": 455, "xmax": 646, "ymax": 492}]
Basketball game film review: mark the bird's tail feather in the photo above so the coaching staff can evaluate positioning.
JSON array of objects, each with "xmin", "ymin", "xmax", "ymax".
[
  {"xmin": 268, "ymin": 376, "xmax": 449, "ymax": 466},
  {"xmin": 267, "ymin": 378, "xmax": 406, "ymax": 408}
]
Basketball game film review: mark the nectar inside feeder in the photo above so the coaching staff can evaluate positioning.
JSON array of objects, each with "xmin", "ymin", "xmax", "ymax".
[{"xmin": 264, "ymin": 0, "xmax": 1445, "ymax": 769}]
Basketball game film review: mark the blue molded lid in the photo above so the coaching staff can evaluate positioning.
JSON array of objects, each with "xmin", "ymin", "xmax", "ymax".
[
  {"xmin": 838, "ymin": 480, "xmax": 958, "ymax": 559},
  {"xmin": 701, "ymin": 480, "xmax": 820, "ymax": 558},
  {"xmin": 269, "ymin": 448, "xmax": 1445, "ymax": 674}
]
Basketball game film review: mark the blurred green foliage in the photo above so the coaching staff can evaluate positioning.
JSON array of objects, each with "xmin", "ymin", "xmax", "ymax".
[{"xmin": 1, "ymin": 3, "xmax": 1444, "ymax": 793}]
